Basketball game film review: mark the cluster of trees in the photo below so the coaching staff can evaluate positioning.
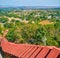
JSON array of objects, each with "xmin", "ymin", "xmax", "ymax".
[
  {"xmin": 0, "ymin": 19, "xmax": 60, "ymax": 47},
  {"xmin": 0, "ymin": 9, "xmax": 60, "ymax": 47},
  {"xmin": 0, "ymin": 17, "xmax": 8, "ymax": 23},
  {"xmin": 0, "ymin": 9, "xmax": 60, "ymax": 22}
]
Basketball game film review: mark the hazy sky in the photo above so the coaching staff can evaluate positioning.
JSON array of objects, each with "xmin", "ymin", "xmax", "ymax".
[{"xmin": 0, "ymin": 0, "xmax": 60, "ymax": 7}]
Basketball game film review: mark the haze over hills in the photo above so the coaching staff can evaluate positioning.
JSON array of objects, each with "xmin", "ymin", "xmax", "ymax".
[{"xmin": 0, "ymin": 6, "xmax": 60, "ymax": 8}]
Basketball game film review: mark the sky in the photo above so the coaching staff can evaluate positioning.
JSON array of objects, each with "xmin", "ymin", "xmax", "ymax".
[{"xmin": 0, "ymin": 0, "xmax": 60, "ymax": 7}]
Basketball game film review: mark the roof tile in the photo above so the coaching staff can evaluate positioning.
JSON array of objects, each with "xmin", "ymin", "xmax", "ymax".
[{"xmin": 1, "ymin": 38, "xmax": 60, "ymax": 58}]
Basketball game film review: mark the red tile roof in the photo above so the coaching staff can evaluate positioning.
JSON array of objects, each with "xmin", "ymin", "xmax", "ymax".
[{"xmin": 0, "ymin": 38, "xmax": 60, "ymax": 58}]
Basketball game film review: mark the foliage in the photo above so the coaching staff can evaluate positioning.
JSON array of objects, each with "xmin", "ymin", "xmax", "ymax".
[
  {"xmin": 0, "ymin": 17, "xmax": 8, "ymax": 23},
  {"xmin": 0, "ymin": 9, "xmax": 60, "ymax": 47}
]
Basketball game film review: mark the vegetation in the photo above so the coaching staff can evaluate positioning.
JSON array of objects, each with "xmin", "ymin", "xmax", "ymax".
[{"xmin": 0, "ymin": 8, "xmax": 60, "ymax": 47}]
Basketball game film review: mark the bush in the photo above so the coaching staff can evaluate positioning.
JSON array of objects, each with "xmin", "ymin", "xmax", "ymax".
[
  {"xmin": 4, "ymin": 23, "xmax": 14, "ymax": 28},
  {"xmin": 6, "ymin": 29, "xmax": 18, "ymax": 42},
  {"xmin": 0, "ymin": 17, "xmax": 8, "ymax": 23}
]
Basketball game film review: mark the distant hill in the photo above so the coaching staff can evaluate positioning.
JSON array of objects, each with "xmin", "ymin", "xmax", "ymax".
[{"xmin": 0, "ymin": 6, "xmax": 60, "ymax": 10}]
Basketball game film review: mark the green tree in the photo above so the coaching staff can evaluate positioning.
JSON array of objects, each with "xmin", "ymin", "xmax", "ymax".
[{"xmin": 0, "ymin": 17, "xmax": 8, "ymax": 23}]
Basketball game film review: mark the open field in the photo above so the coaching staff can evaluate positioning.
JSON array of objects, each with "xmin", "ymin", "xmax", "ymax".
[{"xmin": 39, "ymin": 20, "xmax": 54, "ymax": 25}]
